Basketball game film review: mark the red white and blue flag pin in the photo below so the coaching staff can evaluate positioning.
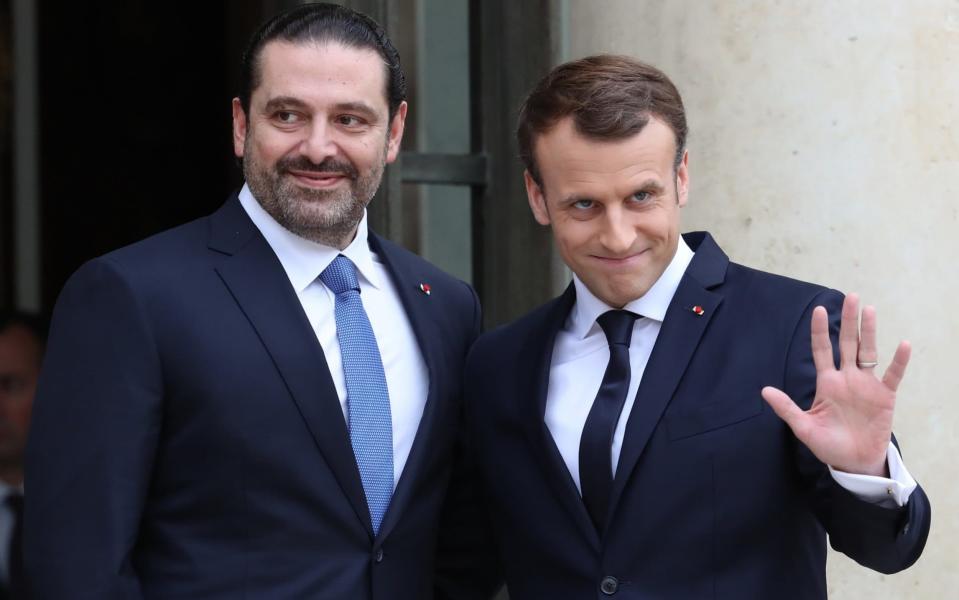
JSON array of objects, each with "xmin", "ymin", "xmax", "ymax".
[
  {"xmin": 419, "ymin": 283, "xmax": 432, "ymax": 296},
  {"xmin": 691, "ymin": 305, "xmax": 705, "ymax": 316}
]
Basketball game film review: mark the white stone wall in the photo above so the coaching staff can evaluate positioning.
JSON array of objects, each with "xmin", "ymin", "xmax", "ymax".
[{"xmin": 567, "ymin": 1, "xmax": 958, "ymax": 597}]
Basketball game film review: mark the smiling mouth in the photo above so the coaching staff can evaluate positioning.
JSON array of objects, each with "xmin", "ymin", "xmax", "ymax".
[
  {"xmin": 591, "ymin": 250, "xmax": 648, "ymax": 266},
  {"xmin": 286, "ymin": 170, "xmax": 352, "ymax": 188}
]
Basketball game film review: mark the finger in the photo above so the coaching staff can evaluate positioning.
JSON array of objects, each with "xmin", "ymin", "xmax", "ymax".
[
  {"xmin": 838, "ymin": 293, "xmax": 860, "ymax": 369},
  {"xmin": 810, "ymin": 306, "xmax": 836, "ymax": 374},
  {"xmin": 761, "ymin": 386, "xmax": 812, "ymax": 442},
  {"xmin": 857, "ymin": 304, "xmax": 878, "ymax": 366},
  {"xmin": 882, "ymin": 340, "xmax": 911, "ymax": 392}
]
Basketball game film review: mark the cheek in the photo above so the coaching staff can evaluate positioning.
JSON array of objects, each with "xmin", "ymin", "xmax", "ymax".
[
  {"xmin": 334, "ymin": 138, "xmax": 375, "ymax": 166},
  {"xmin": 638, "ymin": 210, "xmax": 677, "ymax": 242},
  {"xmin": 250, "ymin": 128, "xmax": 301, "ymax": 160},
  {"xmin": 553, "ymin": 220, "xmax": 595, "ymax": 253},
  {"xmin": 13, "ymin": 403, "xmax": 33, "ymax": 429}
]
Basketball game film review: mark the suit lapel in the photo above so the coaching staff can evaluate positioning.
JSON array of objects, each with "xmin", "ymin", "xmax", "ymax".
[
  {"xmin": 607, "ymin": 233, "xmax": 728, "ymax": 525},
  {"xmin": 366, "ymin": 234, "xmax": 444, "ymax": 542},
  {"xmin": 209, "ymin": 197, "xmax": 373, "ymax": 537},
  {"xmin": 521, "ymin": 285, "xmax": 602, "ymax": 551}
]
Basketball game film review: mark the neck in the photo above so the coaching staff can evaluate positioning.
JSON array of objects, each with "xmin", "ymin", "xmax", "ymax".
[{"xmin": 0, "ymin": 466, "xmax": 23, "ymax": 488}]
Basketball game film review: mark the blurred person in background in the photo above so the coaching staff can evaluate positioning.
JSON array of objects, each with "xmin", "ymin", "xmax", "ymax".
[{"xmin": 0, "ymin": 309, "xmax": 46, "ymax": 600}]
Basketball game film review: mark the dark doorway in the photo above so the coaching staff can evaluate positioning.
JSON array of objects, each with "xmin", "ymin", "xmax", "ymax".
[{"xmin": 35, "ymin": 1, "xmax": 285, "ymax": 308}]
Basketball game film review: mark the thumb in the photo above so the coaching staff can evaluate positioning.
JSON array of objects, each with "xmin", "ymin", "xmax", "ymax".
[{"xmin": 761, "ymin": 386, "xmax": 810, "ymax": 440}]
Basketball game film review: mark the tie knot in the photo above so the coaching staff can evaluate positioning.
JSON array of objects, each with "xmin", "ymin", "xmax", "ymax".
[
  {"xmin": 597, "ymin": 310, "xmax": 638, "ymax": 347},
  {"xmin": 320, "ymin": 255, "xmax": 360, "ymax": 295}
]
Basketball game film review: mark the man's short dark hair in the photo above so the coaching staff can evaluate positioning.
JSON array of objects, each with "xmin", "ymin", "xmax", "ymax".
[
  {"xmin": 239, "ymin": 2, "xmax": 407, "ymax": 121},
  {"xmin": 0, "ymin": 309, "xmax": 48, "ymax": 349},
  {"xmin": 517, "ymin": 54, "xmax": 688, "ymax": 186}
]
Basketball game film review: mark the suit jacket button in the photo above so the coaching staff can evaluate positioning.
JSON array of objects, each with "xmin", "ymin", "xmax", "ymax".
[
  {"xmin": 374, "ymin": 548, "xmax": 384, "ymax": 563},
  {"xmin": 600, "ymin": 576, "xmax": 618, "ymax": 595}
]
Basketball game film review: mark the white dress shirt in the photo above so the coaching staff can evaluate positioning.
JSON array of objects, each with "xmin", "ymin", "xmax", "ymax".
[
  {"xmin": 0, "ymin": 480, "xmax": 21, "ymax": 583},
  {"xmin": 544, "ymin": 238, "xmax": 915, "ymax": 507},
  {"xmin": 239, "ymin": 185, "xmax": 429, "ymax": 489}
]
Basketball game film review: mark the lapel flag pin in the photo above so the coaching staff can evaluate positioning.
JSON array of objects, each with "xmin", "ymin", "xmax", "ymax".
[
  {"xmin": 419, "ymin": 283, "xmax": 432, "ymax": 296},
  {"xmin": 692, "ymin": 305, "xmax": 705, "ymax": 316}
]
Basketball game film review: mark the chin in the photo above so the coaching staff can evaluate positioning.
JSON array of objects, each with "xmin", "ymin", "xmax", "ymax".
[
  {"xmin": 607, "ymin": 278, "xmax": 646, "ymax": 302},
  {"xmin": 592, "ymin": 289, "xmax": 628, "ymax": 309}
]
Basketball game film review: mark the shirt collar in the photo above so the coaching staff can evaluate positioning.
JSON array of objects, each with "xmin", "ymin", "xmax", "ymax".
[
  {"xmin": 568, "ymin": 237, "xmax": 695, "ymax": 340},
  {"xmin": 238, "ymin": 184, "xmax": 382, "ymax": 293},
  {"xmin": 0, "ymin": 478, "xmax": 21, "ymax": 499}
]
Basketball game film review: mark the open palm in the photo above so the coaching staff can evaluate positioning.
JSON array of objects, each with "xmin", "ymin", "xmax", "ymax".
[{"xmin": 761, "ymin": 293, "xmax": 911, "ymax": 477}]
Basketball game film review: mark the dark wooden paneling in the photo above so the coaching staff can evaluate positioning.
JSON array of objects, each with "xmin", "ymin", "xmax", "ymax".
[
  {"xmin": 471, "ymin": 0, "xmax": 557, "ymax": 328},
  {"xmin": 0, "ymin": 0, "xmax": 11, "ymax": 307},
  {"xmin": 399, "ymin": 152, "xmax": 486, "ymax": 185},
  {"xmin": 338, "ymin": 0, "xmax": 408, "ymax": 245}
]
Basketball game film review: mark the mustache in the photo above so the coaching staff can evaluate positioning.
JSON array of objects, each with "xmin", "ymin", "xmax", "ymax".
[{"xmin": 278, "ymin": 156, "xmax": 358, "ymax": 179}]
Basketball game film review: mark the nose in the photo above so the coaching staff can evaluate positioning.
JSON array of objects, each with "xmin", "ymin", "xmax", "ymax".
[
  {"xmin": 298, "ymin": 121, "xmax": 339, "ymax": 165},
  {"xmin": 598, "ymin": 206, "xmax": 636, "ymax": 255}
]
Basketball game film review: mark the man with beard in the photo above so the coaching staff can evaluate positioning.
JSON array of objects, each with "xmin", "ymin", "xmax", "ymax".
[{"xmin": 25, "ymin": 5, "xmax": 494, "ymax": 599}]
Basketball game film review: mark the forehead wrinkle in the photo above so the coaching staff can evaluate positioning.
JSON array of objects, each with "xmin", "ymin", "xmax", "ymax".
[
  {"xmin": 0, "ymin": 326, "xmax": 42, "ymax": 369},
  {"xmin": 255, "ymin": 41, "xmax": 389, "ymax": 113},
  {"xmin": 549, "ymin": 116, "xmax": 675, "ymax": 160},
  {"xmin": 558, "ymin": 164, "xmax": 664, "ymax": 194},
  {"xmin": 551, "ymin": 142, "xmax": 668, "ymax": 177},
  {"xmin": 536, "ymin": 115, "xmax": 678, "ymax": 202}
]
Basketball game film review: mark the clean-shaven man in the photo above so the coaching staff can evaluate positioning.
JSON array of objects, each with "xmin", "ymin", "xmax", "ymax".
[{"xmin": 465, "ymin": 55, "xmax": 930, "ymax": 598}]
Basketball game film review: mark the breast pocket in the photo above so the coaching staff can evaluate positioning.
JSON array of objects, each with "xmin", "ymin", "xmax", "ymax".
[{"xmin": 666, "ymin": 395, "xmax": 765, "ymax": 441}]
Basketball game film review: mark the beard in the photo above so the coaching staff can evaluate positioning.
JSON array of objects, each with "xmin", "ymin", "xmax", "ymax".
[{"xmin": 243, "ymin": 137, "xmax": 386, "ymax": 248}]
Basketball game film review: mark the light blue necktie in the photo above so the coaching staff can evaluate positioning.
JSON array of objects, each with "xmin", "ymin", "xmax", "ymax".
[{"xmin": 320, "ymin": 254, "xmax": 393, "ymax": 535}]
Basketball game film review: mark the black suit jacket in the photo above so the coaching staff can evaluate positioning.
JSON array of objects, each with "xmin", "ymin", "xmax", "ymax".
[
  {"xmin": 25, "ymin": 195, "xmax": 483, "ymax": 599},
  {"xmin": 465, "ymin": 232, "xmax": 930, "ymax": 599}
]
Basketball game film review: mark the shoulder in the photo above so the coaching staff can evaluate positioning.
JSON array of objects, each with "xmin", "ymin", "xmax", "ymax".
[
  {"xmin": 58, "ymin": 208, "xmax": 225, "ymax": 314},
  {"xmin": 89, "ymin": 216, "xmax": 213, "ymax": 289},
  {"xmin": 722, "ymin": 260, "xmax": 844, "ymax": 316},
  {"xmin": 468, "ymin": 293, "xmax": 567, "ymax": 375},
  {"xmin": 106, "ymin": 216, "xmax": 210, "ymax": 267},
  {"xmin": 686, "ymin": 231, "xmax": 843, "ymax": 314},
  {"xmin": 372, "ymin": 233, "xmax": 478, "ymax": 307}
]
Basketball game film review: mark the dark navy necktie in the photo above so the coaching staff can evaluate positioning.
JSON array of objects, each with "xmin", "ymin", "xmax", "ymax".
[
  {"xmin": 320, "ymin": 255, "xmax": 393, "ymax": 535},
  {"xmin": 579, "ymin": 309, "xmax": 639, "ymax": 532}
]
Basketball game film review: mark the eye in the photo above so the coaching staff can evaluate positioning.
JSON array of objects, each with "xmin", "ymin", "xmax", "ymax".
[
  {"xmin": 0, "ymin": 375, "xmax": 23, "ymax": 395},
  {"xmin": 274, "ymin": 111, "xmax": 301, "ymax": 125},
  {"xmin": 572, "ymin": 199, "xmax": 594, "ymax": 210},
  {"xmin": 336, "ymin": 114, "xmax": 364, "ymax": 127},
  {"xmin": 630, "ymin": 191, "xmax": 651, "ymax": 203}
]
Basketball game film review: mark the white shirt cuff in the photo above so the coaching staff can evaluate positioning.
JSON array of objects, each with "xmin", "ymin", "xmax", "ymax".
[{"xmin": 828, "ymin": 442, "xmax": 917, "ymax": 508}]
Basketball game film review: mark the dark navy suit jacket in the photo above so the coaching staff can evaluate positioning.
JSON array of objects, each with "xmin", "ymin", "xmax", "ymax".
[
  {"xmin": 24, "ymin": 195, "xmax": 484, "ymax": 599},
  {"xmin": 465, "ymin": 232, "xmax": 930, "ymax": 599}
]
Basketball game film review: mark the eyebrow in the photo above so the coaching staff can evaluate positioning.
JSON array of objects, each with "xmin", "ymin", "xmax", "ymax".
[
  {"xmin": 261, "ymin": 97, "xmax": 381, "ymax": 121},
  {"xmin": 559, "ymin": 178, "xmax": 666, "ymax": 205},
  {"xmin": 332, "ymin": 101, "xmax": 380, "ymax": 121},
  {"xmin": 633, "ymin": 179, "xmax": 666, "ymax": 194},
  {"xmin": 262, "ymin": 96, "xmax": 311, "ymax": 114}
]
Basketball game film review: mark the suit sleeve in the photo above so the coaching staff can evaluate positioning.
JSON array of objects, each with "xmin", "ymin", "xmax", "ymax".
[
  {"xmin": 25, "ymin": 257, "xmax": 163, "ymax": 598},
  {"xmin": 783, "ymin": 289, "xmax": 930, "ymax": 574},
  {"xmin": 433, "ymin": 283, "xmax": 504, "ymax": 600}
]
